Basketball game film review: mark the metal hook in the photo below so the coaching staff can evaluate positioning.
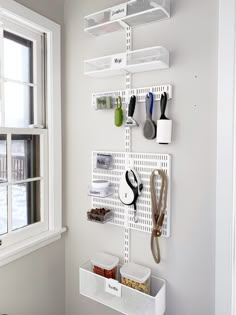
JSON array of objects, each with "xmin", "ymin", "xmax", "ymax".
[{"xmin": 134, "ymin": 209, "xmax": 138, "ymax": 223}]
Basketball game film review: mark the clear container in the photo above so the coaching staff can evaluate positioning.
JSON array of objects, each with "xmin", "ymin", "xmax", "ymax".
[
  {"xmin": 91, "ymin": 180, "xmax": 110, "ymax": 190},
  {"xmin": 87, "ymin": 208, "xmax": 113, "ymax": 223},
  {"xmin": 91, "ymin": 252, "xmax": 119, "ymax": 280},
  {"xmin": 120, "ymin": 262, "xmax": 151, "ymax": 294},
  {"xmin": 96, "ymin": 96, "xmax": 113, "ymax": 110},
  {"xmin": 96, "ymin": 153, "xmax": 113, "ymax": 170},
  {"xmin": 88, "ymin": 184, "xmax": 113, "ymax": 198}
]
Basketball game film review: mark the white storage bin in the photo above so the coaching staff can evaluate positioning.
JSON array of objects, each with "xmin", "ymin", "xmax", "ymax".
[
  {"xmin": 80, "ymin": 261, "xmax": 166, "ymax": 315},
  {"xmin": 84, "ymin": 46, "xmax": 169, "ymax": 78},
  {"xmin": 84, "ymin": 0, "xmax": 170, "ymax": 37}
]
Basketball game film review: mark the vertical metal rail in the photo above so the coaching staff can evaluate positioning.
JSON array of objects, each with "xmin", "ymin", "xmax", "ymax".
[
  {"xmin": 125, "ymin": 26, "xmax": 132, "ymax": 154},
  {"xmin": 124, "ymin": 26, "xmax": 132, "ymax": 264}
]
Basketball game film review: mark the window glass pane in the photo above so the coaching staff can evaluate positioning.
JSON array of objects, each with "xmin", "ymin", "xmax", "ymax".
[
  {"xmin": 4, "ymin": 31, "xmax": 33, "ymax": 83},
  {"xmin": 0, "ymin": 186, "xmax": 7, "ymax": 235},
  {"xmin": 4, "ymin": 82, "xmax": 33, "ymax": 128},
  {"xmin": 12, "ymin": 181, "xmax": 40, "ymax": 231},
  {"xmin": 0, "ymin": 136, "xmax": 7, "ymax": 236},
  {"xmin": 12, "ymin": 135, "xmax": 40, "ymax": 181},
  {"xmin": 0, "ymin": 135, "xmax": 7, "ymax": 182}
]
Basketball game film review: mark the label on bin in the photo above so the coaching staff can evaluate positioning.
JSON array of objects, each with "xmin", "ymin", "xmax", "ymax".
[
  {"xmin": 105, "ymin": 278, "xmax": 122, "ymax": 297},
  {"xmin": 110, "ymin": 3, "xmax": 127, "ymax": 21},
  {"xmin": 111, "ymin": 53, "xmax": 126, "ymax": 69}
]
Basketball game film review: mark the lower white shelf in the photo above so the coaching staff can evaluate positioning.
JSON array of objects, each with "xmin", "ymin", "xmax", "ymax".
[
  {"xmin": 80, "ymin": 261, "xmax": 166, "ymax": 315},
  {"xmin": 84, "ymin": 46, "xmax": 169, "ymax": 78}
]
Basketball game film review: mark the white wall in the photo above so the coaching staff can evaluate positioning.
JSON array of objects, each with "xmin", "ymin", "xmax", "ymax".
[
  {"xmin": 0, "ymin": 1, "xmax": 65, "ymax": 315},
  {"xmin": 14, "ymin": 0, "xmax": 65, "ymax": 24},
  {"xmin": 0, "ymin": 241, "xmax": 65, "ymax": 315},
  {"xmin": 64, "ymin": 0, "xmax": 218, "ymax": 315}
]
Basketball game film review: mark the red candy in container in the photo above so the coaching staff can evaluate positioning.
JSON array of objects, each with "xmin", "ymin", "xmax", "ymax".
[{"xmin": 91, "ymin": 252, "xmax": 119, "ymax": 280}]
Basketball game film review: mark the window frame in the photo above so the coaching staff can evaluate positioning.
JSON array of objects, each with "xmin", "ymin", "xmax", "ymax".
[
  {"xmin": 216, "ymin": 0, "xmax": 236, "ymax": 314},
  {"xmin": 0, "ymin": 0, "xmax": 65, "ymax": 267}
]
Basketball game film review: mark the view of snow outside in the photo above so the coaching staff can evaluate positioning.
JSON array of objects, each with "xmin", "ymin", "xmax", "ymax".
[{"xmin": 0, "ymin": 140, "xmax": 27, "ymax": 235}]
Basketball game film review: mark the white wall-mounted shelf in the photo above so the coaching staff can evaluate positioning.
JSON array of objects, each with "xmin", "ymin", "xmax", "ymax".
[
  {"xmin": 84, "ymin": 0, "xmax": 170, "ymax": 37},
  {"xmin": 92, "ymin": 84, "xmax": 172, "ymax": 109},
  {"xmin": 84, "ymin": 46, "xmax": 169, "ymax": 78},
  {"xmin": 80, "ymin": 261, "xmax": 166, "ymax": 315}
]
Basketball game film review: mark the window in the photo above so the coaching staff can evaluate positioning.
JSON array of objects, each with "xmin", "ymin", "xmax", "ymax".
[
  {"xmin": 0, "ymin": 0, "xmax": 64, "ymax": 266},
  {"xmin": 0, "ymin": 19, "xmax": 48, "ymax": 248}
]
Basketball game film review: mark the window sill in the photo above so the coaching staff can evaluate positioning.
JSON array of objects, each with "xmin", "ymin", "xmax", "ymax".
[{"xmin": 0, "ymin": 227, "xmax": 67, "ymax": 267}]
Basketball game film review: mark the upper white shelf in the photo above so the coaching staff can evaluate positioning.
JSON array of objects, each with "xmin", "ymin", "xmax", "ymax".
[
  {"xmin": 84, "ymin": 0, "xmax": 170, "ymax": 37},
  {"xmin": 84, "ymin": 46, "xmax": 169, "ymax": 78}
]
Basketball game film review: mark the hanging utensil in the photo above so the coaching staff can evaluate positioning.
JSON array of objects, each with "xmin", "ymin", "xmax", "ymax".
[
  {"xmin": 125, "ymin": 95, "xmax": 139, "ymax": 127},
  {"xmin": 119, "ymin": 167, "xmax": 143, "ymax": 223},
  {"xmin": 156, "ymin": 92, "xmax": 172, "ymax": 144},
  {"xmin": 115, "ymin": 96, "xmax": 124, "ymax": 127},
  {"xmin": 143, "ymin": 92, "xmax": 156, "ymax": 139}
]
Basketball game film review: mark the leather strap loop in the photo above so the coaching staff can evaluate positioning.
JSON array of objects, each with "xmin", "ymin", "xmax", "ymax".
[{"xmin": 150, "ymin": 169, "xmax": 168, "ymax": 264}]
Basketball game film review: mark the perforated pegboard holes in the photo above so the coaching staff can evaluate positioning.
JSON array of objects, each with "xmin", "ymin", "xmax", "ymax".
[
  {"xmin": 91, "ymin": 151, "xmax": 171, "ymax": 238},
  {"xmin": 92, "ymin": 84, "xmax": 172, "ymax": 108}
]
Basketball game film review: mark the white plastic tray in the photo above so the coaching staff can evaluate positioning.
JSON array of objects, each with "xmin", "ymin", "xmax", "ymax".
[
  {"xmin": 84, "ymin": 0, "xmax": 170, "ymax": 36},
  {"xmin": 80, "ymin": 261, "xmax": 166, "ymax": 315},
  {"xmin": 84, "ymin": 46, "xmax": 169, "ymax": 78}
]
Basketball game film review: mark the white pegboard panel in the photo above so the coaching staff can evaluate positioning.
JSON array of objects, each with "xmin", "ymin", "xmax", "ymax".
[
  {"xmin": 92, "ymin": 84, "xmax": 172, "ymax": 109},
  {"xmin": 91, "ymin": 151, "xmax": 171, "ymax": 238}
]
